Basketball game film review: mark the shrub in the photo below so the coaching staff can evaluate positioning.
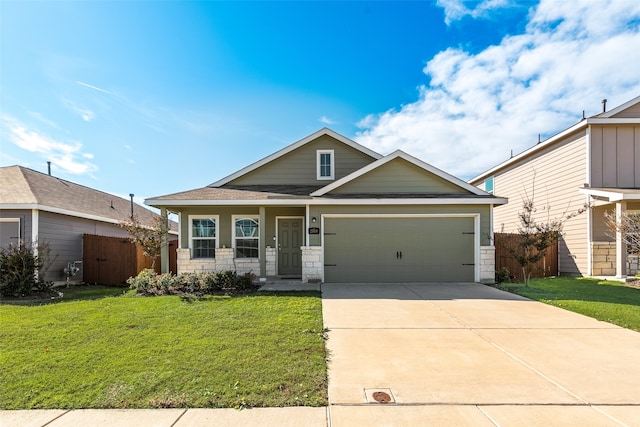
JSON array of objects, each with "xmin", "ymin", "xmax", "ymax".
[
  {"xmin": 495, "ymin": 267, "xmax": 511, "ymax": 284},
  {"xmin": 127, "ymin": 269, "xmax": 259, "ymax": 296},
  {"xmin": 0, "ymin": 241, "xmax": 53, "ymax": 297}
]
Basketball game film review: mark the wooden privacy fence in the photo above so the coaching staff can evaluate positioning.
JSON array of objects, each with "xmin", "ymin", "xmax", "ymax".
[
  {"xmin": 494, "ymin": 233, "xmax": 558, "ymax": 282},
  {"xmin": 83, "ymin": 234, "xmax": 177, "ymax": 285}
]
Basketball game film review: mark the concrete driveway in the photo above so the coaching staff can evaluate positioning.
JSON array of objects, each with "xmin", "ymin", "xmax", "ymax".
[{"xmin": 322, "ymin": 282, "xmax": 640, "ymax": 426}]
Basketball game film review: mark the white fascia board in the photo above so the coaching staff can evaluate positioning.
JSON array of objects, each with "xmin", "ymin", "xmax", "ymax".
[
  {"xmin": 312, "ymin": 150, "xmax": 488, "ymax": 196},
  {"xmin": 209, "ymin": 128, "xmax": 382, "ymax": 187},
  {"xmin": 2, "ymin": 203, "xmax": 124, "ymax": 225},
  {"xmin": 579, "ymin": 188, "xmax": 640, "ymax": 201},
  {"xmin": 584, "ymin": 118, "xmax": 640, "ymax": 125},
  {"xmin": 2, "ymin": 203, "xmax": 179, "ymax": 234},
  {"xmin": 146, "ymin": 197, "xmax": 508, "ymax": 207}
]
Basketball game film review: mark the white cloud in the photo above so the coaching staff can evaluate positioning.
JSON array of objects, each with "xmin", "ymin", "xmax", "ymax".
[
  {"xmin": 76, "ymin": 80, "xmax": 113, "ymax": 95},
  {"xmin": 437, "ymin": 0, "xmax": 513, "ymax": 25},
  {"xmin": 1, "ymin": 115, "xmax": 98, "ymax": 175},
  {"xmin": 320, "ymin": 115, "xmax": 337, "ymax": 125},
  {"xmin": 357, "ymin": 0, "xmax": 640, "ymax": 180},
  {"xmin": 62, "ymin": 97, "xmax": 95, "ymax": 122}
]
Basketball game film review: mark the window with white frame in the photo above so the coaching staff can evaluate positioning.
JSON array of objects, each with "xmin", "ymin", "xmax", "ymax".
[
  {"xmin": 484, "ymin": 176, "xmax": 494, "ymax": 194},
  {"xmin": 234, "ymin": 216, "xmax": 259, "ymax": 258},
  {"xmin": 317, "ymin": 149, "xmax": 334, "ymax": 180},
  {"xmin": 189, "ymin": 216, "xmax": 218, "ymax": 258}
]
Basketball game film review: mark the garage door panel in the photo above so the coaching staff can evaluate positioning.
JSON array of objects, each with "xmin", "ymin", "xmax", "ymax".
[{"xmin": 324, "ymin": 217, "xmax": 475, "ymax": 283}]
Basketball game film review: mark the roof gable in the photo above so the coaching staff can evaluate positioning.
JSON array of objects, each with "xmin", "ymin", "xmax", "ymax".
[
  {"xmin": 598, "ymin": 95, "xmax": 640, "ymax": 118},
  {"xmin": 312, "ymin": 151, "xmax": 488, "ymax": 197},
  {"xmin": 210, "ymin": 128, "xmax": 381, "ymax": 187}
]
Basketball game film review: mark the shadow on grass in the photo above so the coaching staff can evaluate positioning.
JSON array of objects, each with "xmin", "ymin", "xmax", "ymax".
[{"xmin": 0, "ymin": 285, "xmax": 129, "ymax": 306}]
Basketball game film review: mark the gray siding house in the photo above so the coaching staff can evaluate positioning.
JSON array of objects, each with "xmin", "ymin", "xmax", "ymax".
[
  {"xmin": 147, "ymin": 128, "xmax": 506, "ymax": 283},
  {"xmin": 469, "ymin": 95, "xmax": 640, "ymax": 278},
  {"xmin": 0, "ymin": 166, "xmax": 169, "ymax": 283}
]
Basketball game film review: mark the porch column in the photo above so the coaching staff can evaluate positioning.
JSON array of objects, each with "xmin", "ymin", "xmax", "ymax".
[
  {"xmin": 160, "ymin": 207, "xmax": 169, "ymax": 274},
  {"xmin": 615, "ymin": 201, "xmax": 628, "ymax": 278},
  {"xmin": 259, "ymin": 206, "xmax": 266, "ymax": 280}
]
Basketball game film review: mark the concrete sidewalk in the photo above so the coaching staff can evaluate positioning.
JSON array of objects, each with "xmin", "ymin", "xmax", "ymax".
[
  {"xmin": 322, "ymin": 282, "xmax": 640, "ymax": 426},
  {"xmin": 0, "ymin": 407, "xmax": 328, "ymax": 427}
]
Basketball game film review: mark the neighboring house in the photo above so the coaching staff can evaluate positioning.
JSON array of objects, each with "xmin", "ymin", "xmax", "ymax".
[
  {"xmin": 0, "ymin": 165, "xmax": 176, "ymax": 284},
  {"xmin": 470, "ymin": 95, "xmax": 640, "ymax": 278},
  {"xmin": 146, "ymin": 128, "xmax": 506, "ymax": 283}
]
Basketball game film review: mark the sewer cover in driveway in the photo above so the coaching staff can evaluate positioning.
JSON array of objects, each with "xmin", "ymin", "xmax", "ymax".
[{"xmin": 364, "ymin": 388, "xmax": 395, "ymax": 404}]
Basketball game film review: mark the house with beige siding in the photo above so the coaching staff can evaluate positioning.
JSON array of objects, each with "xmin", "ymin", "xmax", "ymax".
[
  {"xmin": 469, "ymin": 95, "xmax": 640, "ymax": 278},
  {"xmin": 0, "ymin": 165, "xmax": 175, "ymax": 284},
  {"xmin": 147, "ymin": 128, "xmax": 506, "ymax": 283}
]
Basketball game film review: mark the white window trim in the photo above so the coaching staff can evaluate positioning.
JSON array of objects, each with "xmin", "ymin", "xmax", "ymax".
[
  {"xmin": 188, "ymin": 215, "xmax": 219, "ymax": 259},
  {"xmin": 317, "ymin": 149, "xmax": 335, "ymax": 180},
  {"xmin": 232, "ymin": 215, "xmax": 260, "ymax": 259}
]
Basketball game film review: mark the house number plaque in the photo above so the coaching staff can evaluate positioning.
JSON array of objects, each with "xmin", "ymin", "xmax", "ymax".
[{"xmin": 308, "ymin": 227, "xmax": 320, "ymax": 234}]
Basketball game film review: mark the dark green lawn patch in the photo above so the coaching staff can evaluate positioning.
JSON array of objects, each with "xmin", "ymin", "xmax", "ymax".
[
  {"xmin": 0, "ymin": 291, "xmax": 327, "ymax": 409},
  {"xmin": 497, "ymin": 276, "xmax": 640, "ymax": 332},
  {"xmin": 0, "ymin": 284, "xmax": 129, "ymax": 306}
]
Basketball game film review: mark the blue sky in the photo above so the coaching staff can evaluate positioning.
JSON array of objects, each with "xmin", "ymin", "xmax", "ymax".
[{"xmin": 2, "ymin": 0, "xmax": 640, "ymax": 209}]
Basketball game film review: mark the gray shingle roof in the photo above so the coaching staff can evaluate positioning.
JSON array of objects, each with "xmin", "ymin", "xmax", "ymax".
[{"xmin": 0, "ymin": 165, "xmax": 172, "ymax": 229}]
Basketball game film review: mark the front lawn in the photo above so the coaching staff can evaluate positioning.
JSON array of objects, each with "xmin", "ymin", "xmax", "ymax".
[
  {"xmin": 499, "ymin": 276, "xmax": 640, "ymax": 332},
  {"xmin": 0, "ymin": 288, "xmax": 327, "ymax": 409}
]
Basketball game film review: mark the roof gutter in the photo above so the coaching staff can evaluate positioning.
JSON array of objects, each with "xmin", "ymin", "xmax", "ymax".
[{"xmin": 145, "ymin": 197, "xmax": 508, "ymax": 207}]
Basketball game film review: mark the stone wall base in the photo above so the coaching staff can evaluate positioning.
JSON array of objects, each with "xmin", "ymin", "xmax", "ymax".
[
  {"xmin": 479, "ymin": 246, "xmax": 495, "ymax": 284},
  {"xmin": 301, "ymin": 246, "xmax": 323, "ymax": 283},
  {"xmin": 176, "ymin": 247, "xmax": 272, "ymax": 277}
]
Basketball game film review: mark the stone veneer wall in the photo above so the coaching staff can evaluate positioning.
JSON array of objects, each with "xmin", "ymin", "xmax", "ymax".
[
  {"xmin": 176, "ymin": 247, "xmax": 271, "ymax": 277},
  {"xmin": 480, "ymin": 246, "xmax": 495, "ymax": 284},
  {"xmin": 591, "ymin": 242, "xmax": 617, "ymax": 276},
  {"xmin": 301, "ymin": 246, "xmax": 323, "ymax": 283},
  {"xmin": 591, "ymin": 242, "xmax": 639, "ymax": 276}
]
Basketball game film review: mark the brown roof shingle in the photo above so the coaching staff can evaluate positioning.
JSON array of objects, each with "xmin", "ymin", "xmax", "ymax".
[{"xmin": 0, "ymin": 165, "xmax": 169, "ymax": 228}]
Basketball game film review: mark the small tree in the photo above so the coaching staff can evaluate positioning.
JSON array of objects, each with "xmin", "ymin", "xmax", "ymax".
[
  {"xmin": 604, "ymin": 210, "xmax": 640, "ymax": 255},
  {"xmin": 502, "ymin": 196, "xmax": 587, "ymax": 287},
  {"xmin": 119, "ymin": 213, "xmax": 169, "ymax": 270}
]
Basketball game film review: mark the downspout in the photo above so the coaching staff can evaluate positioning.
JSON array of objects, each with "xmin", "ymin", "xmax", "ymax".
[
  {"xmin": 259, "ymin": 206, "xmax": 266, "ymax": 281},
  {"xmin": 585, "ymin": 125, "xmax": 593, "ymax": 276},
  {"xmin": 32, "ymin": 209, "xmax": 39, "ymax": 280}
]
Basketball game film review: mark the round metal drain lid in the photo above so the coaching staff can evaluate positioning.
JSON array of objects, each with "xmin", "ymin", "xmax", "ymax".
[{"xmin": 372, "ymin": 391, "xmax": 392, "ymax": 403}]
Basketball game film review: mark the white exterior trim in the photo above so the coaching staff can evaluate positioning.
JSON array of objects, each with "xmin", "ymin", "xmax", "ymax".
[
  {"xmin": 312, "ymin": 150, "xmax": 488, "ymax": 196},
  {"xmin": 320, "ymin": 213, "xmax": 481, "ymax": 282},
  {"xmin": 188, "ymin": 215, "xmax": 219, "ymax": 259},
  {"xmin": 232, "ymin": 215, "xmax": 260, "ymax": 259},
  {"xmin": 316, "ymin": 149, "xmax": 335, "ymax": 180},
  {"xmin": 579, "ymin": 188, "xmax": 640, "ymax": 201},
  {"xmin": 209, "ymin": 128, "xmax": 382, "ymax": 187},
  {"xmin": 147, "ymin": 197, "xmax": 507, "ymax": 207}
]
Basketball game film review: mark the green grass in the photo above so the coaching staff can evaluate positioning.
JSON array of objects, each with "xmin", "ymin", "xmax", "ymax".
[
  {"xmin": 0, "ymin": 287, "xmax": 327, "ymax": 409},
  {"xmin": 499, "ymin": 276, "xmax": 640, "ymax": 332}
]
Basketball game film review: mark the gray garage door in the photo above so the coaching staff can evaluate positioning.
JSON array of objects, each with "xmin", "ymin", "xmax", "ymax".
[{"xmin": 323, "ymin": 217, "xmax": 475, "ymax": 283}]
